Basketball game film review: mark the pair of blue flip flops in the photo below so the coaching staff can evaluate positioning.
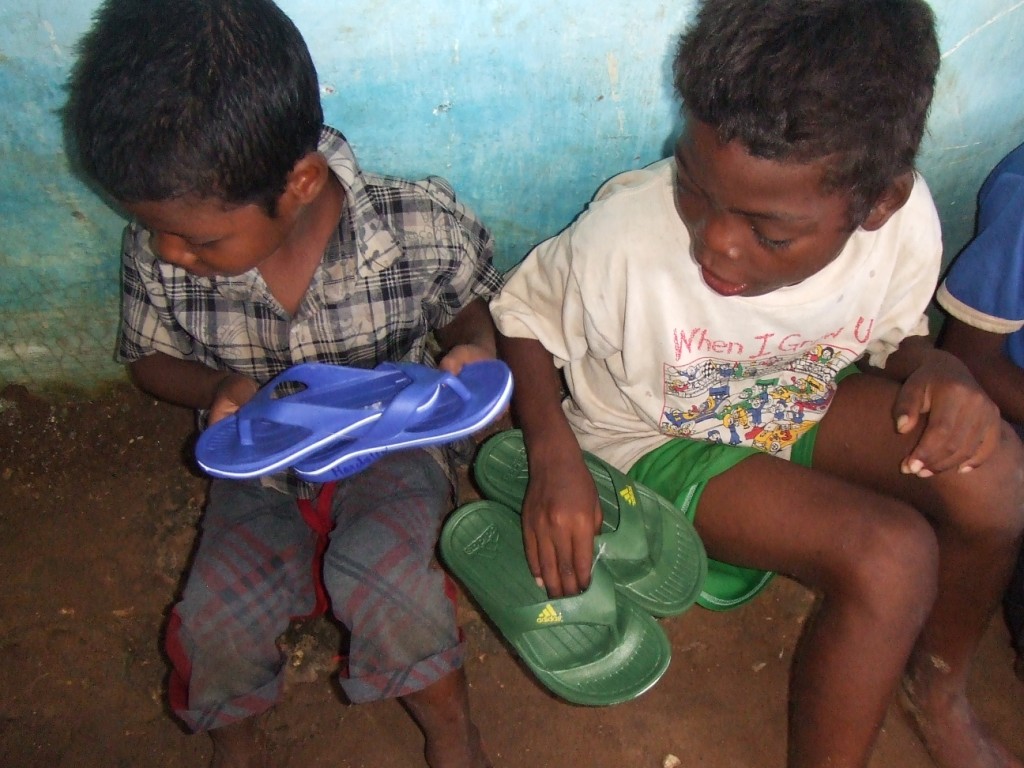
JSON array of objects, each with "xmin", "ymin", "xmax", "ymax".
[{"xmin": 195, "ymin": 360, "xmax": 514, "ymax": 482}]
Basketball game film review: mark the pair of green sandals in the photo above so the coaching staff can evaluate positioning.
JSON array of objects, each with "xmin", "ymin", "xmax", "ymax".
[{"xmin": 440, "ymin": 430, "xmax": 774, "ymax": 707}]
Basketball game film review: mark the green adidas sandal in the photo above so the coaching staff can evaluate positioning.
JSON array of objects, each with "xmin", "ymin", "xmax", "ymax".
[
  {"xmin": 440, "ymin": 500, "xmax": 671, "ymax": 706},
  {"xmin": 473, "ymin": 429, "xmax": 707, "ymax": 617}
]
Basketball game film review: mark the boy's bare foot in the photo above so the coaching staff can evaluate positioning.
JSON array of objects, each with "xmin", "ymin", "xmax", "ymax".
[
  {"xmin": 900, "ymin": 674, "xmax": 1023, "ymax": 768},
  {"xmin": 422, "ymin": 721, "xmax": 492, "ymax": 768},
  {"xmin": 401, "ymin": 669, "xmax": 491, "ymax": 768},
  {"xmin": 208, "ymin": 719, "xmax": 268, "ymax": 768}
]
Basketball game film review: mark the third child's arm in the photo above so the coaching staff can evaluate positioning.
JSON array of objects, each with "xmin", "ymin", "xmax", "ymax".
[
  {"xmin": 499, "ymin": 333, "xmax": 603, "ymax": 597},
  {"xmin": 862, "ymin": 334, "xmax": 1003, "ymax": 475},
  {"xmin": 940, "ymin": 316, "xmax": 1024, "ymax": 426}
]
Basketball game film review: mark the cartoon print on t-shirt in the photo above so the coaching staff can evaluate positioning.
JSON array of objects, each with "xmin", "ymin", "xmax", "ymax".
[{"xmin": 661, "ymin": 345, "xmax": 853, "ymax": 454}]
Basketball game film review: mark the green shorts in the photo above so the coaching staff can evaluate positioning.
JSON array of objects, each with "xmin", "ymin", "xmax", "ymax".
[{"xmin": 628, "ymin": 419, "xmax": 819, "ymax": 611}]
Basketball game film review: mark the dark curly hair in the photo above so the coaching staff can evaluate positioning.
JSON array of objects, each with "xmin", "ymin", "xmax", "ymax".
[
  {"xmin": 674, "ymin": 0, "xmax": 940, "ymax": 225},
  {"xmin": 64, "ymin": 0, "xmax": 323, "ymax": 214}
]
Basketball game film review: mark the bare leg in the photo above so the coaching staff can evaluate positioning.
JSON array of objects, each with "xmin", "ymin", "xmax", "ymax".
[
  {"xmin": 698, "ymin": 455, "xmax": 938, "ymax": 768},
  {"xmin": 208, "ymin": 718, "xmax": 267, "ymax": 768},
  {"xmin": 693, "ymin": 372, "xmax": 1024, "ymax": 768},
  {"xmin": 399, "ymin": 668, "xmax": 491, "ymax": 768},
  {"xmin": 814, "ymin": 374, "xmax": 1024, "ymax": 768},
  {"xmin": 897, "ymin": 464, "xmax": 1024, "ymax": 768}
]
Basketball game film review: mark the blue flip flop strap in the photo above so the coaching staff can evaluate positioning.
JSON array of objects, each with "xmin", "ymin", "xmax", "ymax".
[
  {"xmin": 357, "ymin": 367, "xmax": 471, "ymax": 443},
  {"xmin": 234, "ymin": 363, "xmax": 410, "ymax": 447},
  {"xmin": 236, "ymin": 401, "xmax": 375, "ymax": 447}
]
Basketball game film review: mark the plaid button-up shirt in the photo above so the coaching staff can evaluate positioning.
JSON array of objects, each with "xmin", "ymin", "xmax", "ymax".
[{"xmin": 118, "ymin": 126, "xmax": 503, "ymax": 496}]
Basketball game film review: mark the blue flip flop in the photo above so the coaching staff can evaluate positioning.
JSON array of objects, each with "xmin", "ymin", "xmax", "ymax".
[
  {"xmin": 195, "ymin": 362, "xmax": 411, "ymax": 479},
  {"xmin": 195, "ymin": 360, "xmax": 513, "ymax": 480},
  {"xmin": 291, "ymin": 360, "xmax": 513, "ymax": 481}
]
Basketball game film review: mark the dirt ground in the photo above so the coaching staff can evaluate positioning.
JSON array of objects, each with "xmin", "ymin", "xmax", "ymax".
[{"xmin": 1, "ymin": 381, "xmax": 1022, "ymax": 768}]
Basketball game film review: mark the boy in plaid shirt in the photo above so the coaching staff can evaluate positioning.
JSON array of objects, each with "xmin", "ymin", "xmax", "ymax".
[{"xmin": 65, "ymin": 1, "xmax": 501, "ymax": 765}]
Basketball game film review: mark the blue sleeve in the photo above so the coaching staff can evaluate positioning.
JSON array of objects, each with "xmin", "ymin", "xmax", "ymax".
[{"xmin": 943, "ymin": 156, "xmax": 1024, "ymax": 324}]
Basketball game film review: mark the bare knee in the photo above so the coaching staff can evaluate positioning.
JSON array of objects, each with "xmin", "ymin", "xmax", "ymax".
[
  {"xmin": 936, "ymin": 421, "xmax": 1024, "ymax": 540},
  {"xmin": 986, "ymin": 422, "xmax": 1024, "ymax": 535},
  {"xmin": 818, "ymin": 503, "xmax": 939, "ymax": 627}
]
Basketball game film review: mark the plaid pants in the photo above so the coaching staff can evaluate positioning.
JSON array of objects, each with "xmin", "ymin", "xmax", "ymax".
[{"xmin": 165, "ymin": 450, "xmax": 464, "ymax": 732}]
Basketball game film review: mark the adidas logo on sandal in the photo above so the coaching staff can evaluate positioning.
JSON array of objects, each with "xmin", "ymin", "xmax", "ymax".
[
  {"xmin": 463, "ymin": 524, "xmax": 500, "ymax": 557},
  {"xmin": 536, "ymin": 603, "xmax": 563, "ymax": 624}
]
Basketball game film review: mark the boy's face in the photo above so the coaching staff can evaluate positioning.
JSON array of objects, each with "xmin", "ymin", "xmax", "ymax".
[
  {"xmin": 672, "ymin": 119, "xmax": 856, "ymax": 297},
  {"xmin": 122, "ymin": 196, "xmax": 291, "ymax": 279}
]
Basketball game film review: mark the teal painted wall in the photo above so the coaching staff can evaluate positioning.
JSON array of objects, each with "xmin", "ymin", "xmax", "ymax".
[{"xmin": 1, "ymin": 1, "xmax": 1022, "ymax": 390}]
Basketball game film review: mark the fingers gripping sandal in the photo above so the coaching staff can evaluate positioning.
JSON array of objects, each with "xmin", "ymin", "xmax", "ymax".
[{"xmin": 473, "ymin": 430, "xmax": 707, "ymax": 617}]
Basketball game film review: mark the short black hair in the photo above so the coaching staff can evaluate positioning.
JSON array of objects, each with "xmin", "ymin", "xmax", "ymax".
[
  {"xmin": 65, "ymin": 0, "xmax": 323, "ymax": 214},
  {"xmin": 674, "ymin": 0, "xmax": 940, "ymax": 225}
]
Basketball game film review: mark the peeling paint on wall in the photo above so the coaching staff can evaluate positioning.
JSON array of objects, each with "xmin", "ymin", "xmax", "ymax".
[{"xmin": 1, "ymin": 0, "xmax": 1023, "ymax": 390}]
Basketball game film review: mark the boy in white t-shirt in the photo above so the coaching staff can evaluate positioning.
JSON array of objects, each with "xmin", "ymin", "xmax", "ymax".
[{"xmin": 490, "ymin": 1, "xmax": 1024, "ymax": 767}]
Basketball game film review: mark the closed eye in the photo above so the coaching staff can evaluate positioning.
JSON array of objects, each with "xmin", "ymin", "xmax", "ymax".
[{"xmin": 752, "ymin": 228, "xmax": 792, "ymax": 250}]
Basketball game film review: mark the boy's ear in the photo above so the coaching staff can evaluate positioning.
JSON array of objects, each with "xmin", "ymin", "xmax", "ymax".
[
  {"xmin": 859, "ymin": 172, "xmax": 914, "ymax": 231},
  {"xmin": 280, "ymin": 152, "xmax": 330, "ymax": 208}
]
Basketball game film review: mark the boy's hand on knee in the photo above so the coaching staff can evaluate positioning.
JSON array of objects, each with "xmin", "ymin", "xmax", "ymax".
[
  {"xmin": 521, "ymin": 459, "xmax": 603, "ymax": 598},
  {"xmin": 894, "ymin": 352, "xmax": 1002, "ymax": 476}
]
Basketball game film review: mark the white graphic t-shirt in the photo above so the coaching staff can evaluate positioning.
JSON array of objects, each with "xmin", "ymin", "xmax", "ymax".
[{"xmin": 491, "ymin": 158, "xmax": 942, "ymax": 471}]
